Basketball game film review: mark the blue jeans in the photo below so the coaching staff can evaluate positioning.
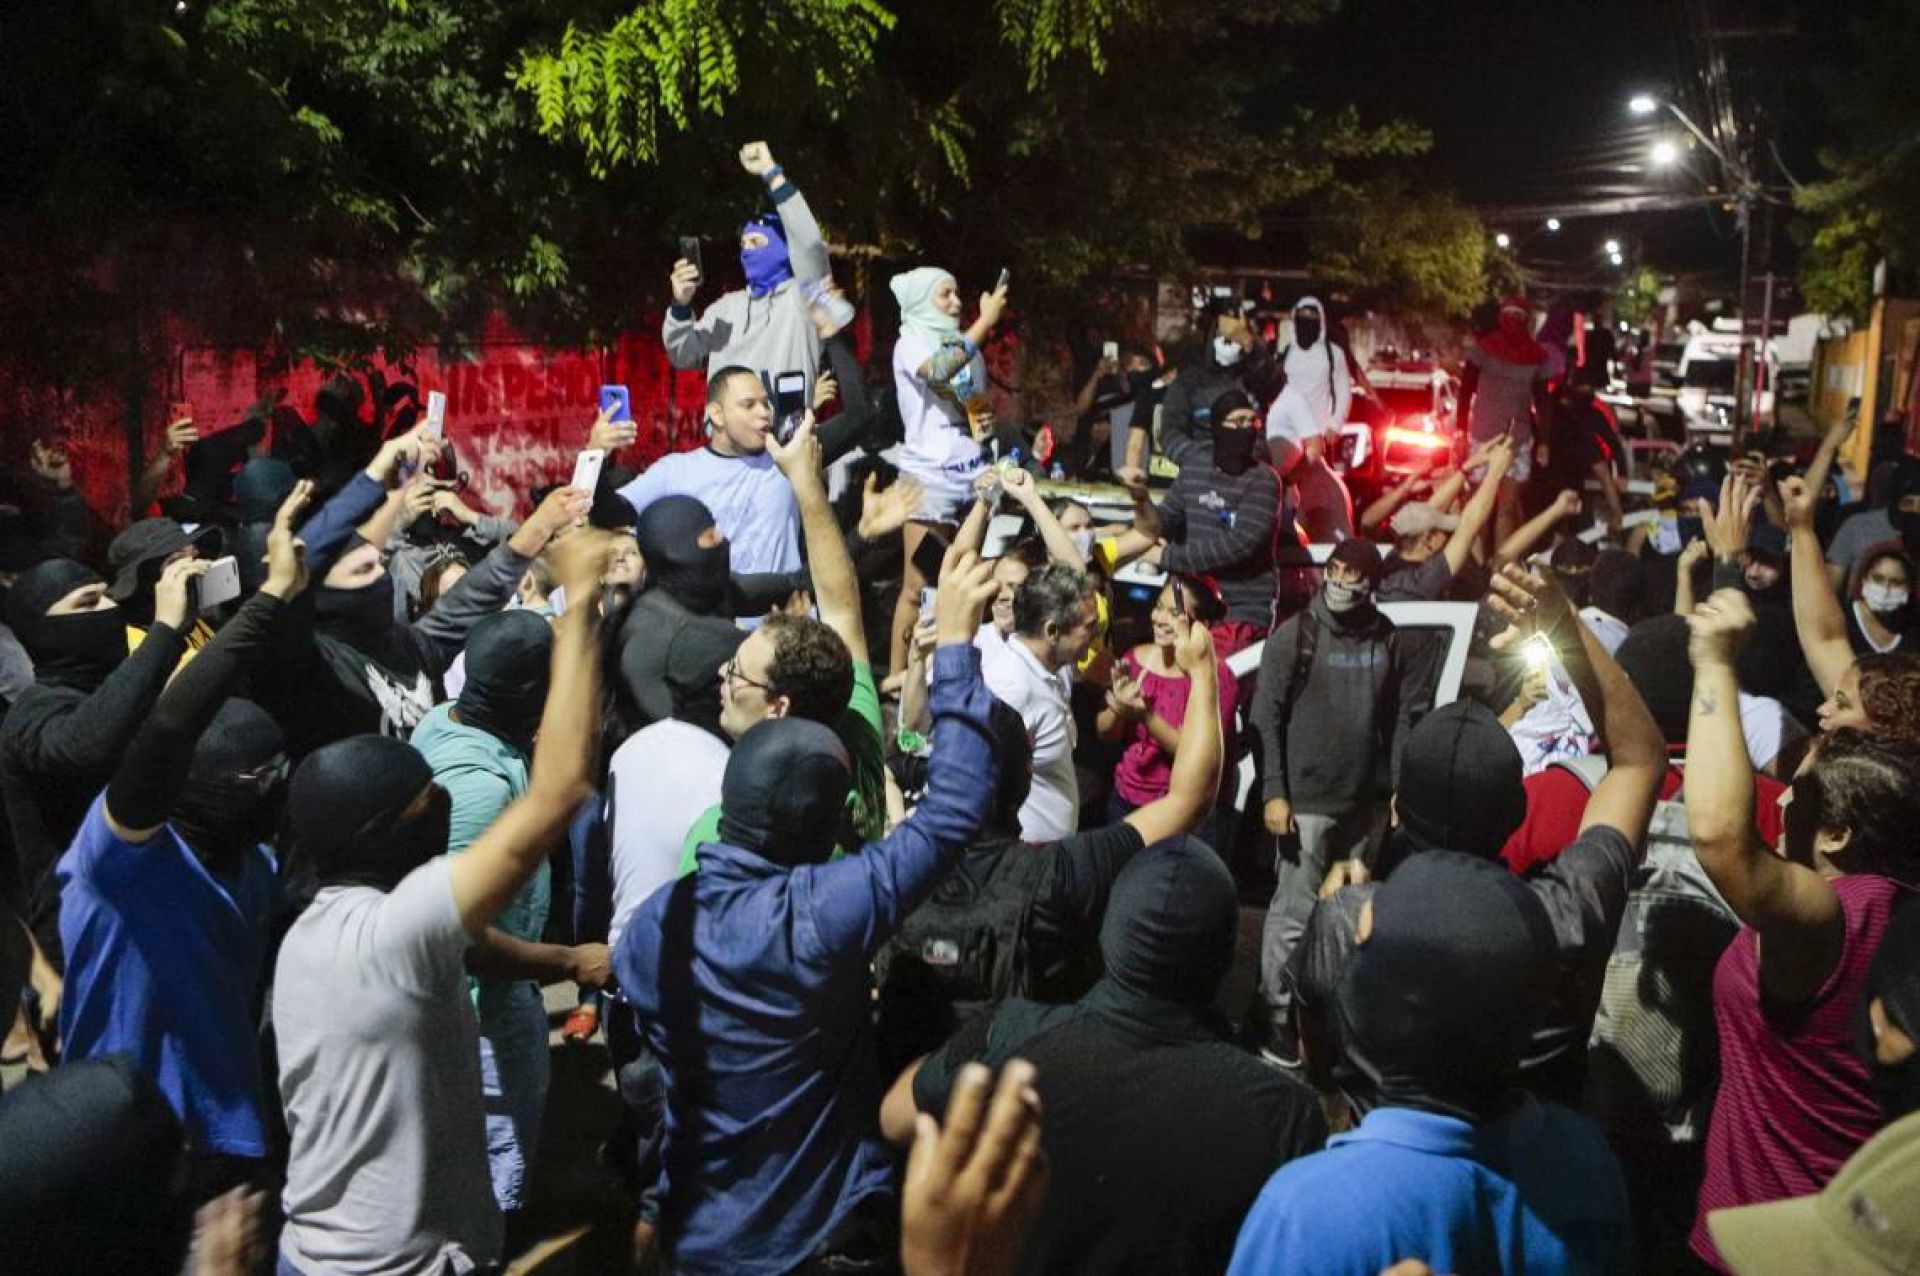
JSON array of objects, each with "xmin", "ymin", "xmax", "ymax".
[{"xmin": 476, "ymin": 980, "xmax": 550, "ymax": 1212}]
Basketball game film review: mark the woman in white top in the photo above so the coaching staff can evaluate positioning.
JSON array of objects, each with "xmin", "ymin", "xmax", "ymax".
[{"xmin": 885, "ymin": 266, "xmax": 1009, "ymax": 678}]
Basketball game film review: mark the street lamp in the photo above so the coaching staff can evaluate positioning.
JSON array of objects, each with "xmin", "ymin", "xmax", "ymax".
[
  {"xmin": 1494, "ymin": 232, "xmax": 1511, "ymax": 249},
  {"xmin": 1609, "ymin": 251, "xmax": 1625, "ymax": 266},
  {"xmin": 1545, "ymin": 217, "xmax": 1561, "ymax": 232},
  {"xmin": 1628, "ymin": 94, "xmax": 1659, "ymax": 115},
  {"xmin": 1604, "ymin": 239, "xmax": 1621, "ymax": 255},
  {"xmin": 1650, "ymin": 139, "xmax": 1680, "ymax": 167}
]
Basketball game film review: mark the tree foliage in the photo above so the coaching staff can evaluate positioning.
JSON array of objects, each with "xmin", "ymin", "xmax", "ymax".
[
  {"xmin": 1794, "ymin": 0, "xmax": 1920, "ymax": 320},
  {"xmin": 0, "ymin": 0, "xmax": 1434, "ymax": 381},
  {"xmin": 1305, "ymin": 178, "xmax": 1491, "ymax": 318}
]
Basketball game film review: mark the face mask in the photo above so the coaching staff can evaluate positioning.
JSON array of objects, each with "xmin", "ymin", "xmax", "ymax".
[
  {"xmin": 1864, "ymin": 582, "xmax": 1910, "ymax": 614},
  {"xmin": 314, "ymin": 571, "xmax": 397, "ymax": 657},
  {"xmin": 28, "ymin": 607, "xmax": 126, "ymax": 687},
  {"xmin": 1212, "ymin": 336, "xmax": 1244, "ymax": 368},
  {"xmin": 456, "ymin": 611, "xmax": 552, "ymax": 750},
  {"xmin": 719, "ymin": 718, "xmax": 852, "ymax": 868},
  {"xmin": 1069, "ymin": 530, "xmax": 1095, "ymax": 559},
  {"xmin": 1324, "ymin": 578, "xmax": 1371, "ymax": 613},
  {"xmin": 291, "ymin": 736, "xmax": 449, "ymax": 892},
  {"xmin": 637, "ymin": 496, "xmax": 733, "ymax": 616},
  {"xmin": 1294, "ymin": 316, "xmax": 1322, "ymax": 348},
  {"xmin": 739, "ymin": 216, "xmax": 793, "ymax": 298},
  {"xmin": 1212, "ymin": 427, "xmax": 1257, "ymax": 476},
  {"xmin": 171, "ymin": 700, "xmax": 289, "ymax": 871}
]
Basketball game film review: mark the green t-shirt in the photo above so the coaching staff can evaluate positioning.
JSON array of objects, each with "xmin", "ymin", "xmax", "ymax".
[{"xmin": 677, "ymin": 659, "xmax": 886, "ymax": 876}]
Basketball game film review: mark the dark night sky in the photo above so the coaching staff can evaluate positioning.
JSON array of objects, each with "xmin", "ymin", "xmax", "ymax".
[{"xmin": 1262, "ymin": 0, "xmax": 1862, "ymax": 296}]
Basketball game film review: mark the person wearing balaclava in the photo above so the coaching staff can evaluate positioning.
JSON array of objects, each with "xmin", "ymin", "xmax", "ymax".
[
  {"xmin": 1292, "ymin": 564, "xmax": 1665, "ymax": 1099},
  {"xmin": 1248, "ymin": 536, "xmax": 1428, "ymax": 1067},
  {"xmin": 255, "ymin": 424, "xmax": 584, "ymax": 750},
  {"xmin": 0, "ymin": 554, "xmax": 203, "ymax": 968},
  {"xmin": 55, "ymin": 482, "xmax": 308, "ymax": 1200},
  {"xmin": 891, "ymin": 838, "xmax": 1326, "ymax": 1274},
  {"xmin": 0, "ymin": 1057, "xmax": 200, "ymax": 1275},
  {"xmin": 1458, "ymin": 296, "xmax": 1553, "ymax": 546},
  {"xmin": 612, "ymin": 561, "xmax": 1004, "ymax": 1276},
  {"xmin": 1264, "ymin": 296, "xmax": 1356, "ymax": 539},
  {"xmin": 274, "ymin": 528, "xmax": 606, "ymax": 1276},
  {"xmin": 1109, "ymin": 390, "xmax": 1291, "ymax": 651},
  {"xmin": 410, "ymin": 609, "xmax": 607, "ymax": 1219},
  {"xmin": 102, "ymin": 515, "xmax": 223, "ymax": 659},
  {"xmin": 877, "ymin": 622, "xmax": 1227, "ymax": 1071},
  {"xmin": 612, "ymin": 494, "xmax": 749, "ymax": 739},
  {"xmin": 1229, "ymin": 852, "xmax": 1631, "ymax": 1275},
  {"xmin": 1159, "ymin": 298, "xmax": 1279, "ymax": 445},
  {"xmin": 663, "ymin": 140, "xmax": 833, "ymax": 405}
]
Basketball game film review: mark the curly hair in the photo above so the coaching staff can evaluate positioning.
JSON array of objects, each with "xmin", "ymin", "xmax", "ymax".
[
  {"xmin": 1799, "ymin": 728, "xmax": 1920, "ymax": 884},
  {"xmin": 1856, "ymin": 653, "xmax": 1920, "ymax": 745},
  {"xmin": 760, "ymin": 612, "xmax": 854, "ymax": 726}
]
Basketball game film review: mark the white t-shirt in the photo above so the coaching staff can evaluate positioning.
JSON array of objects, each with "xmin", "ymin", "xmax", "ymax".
[
  {"xmin": 1265, "ymin": 341, "xmax": 1352, "ymax": 443},
  {"xmin": 618, "ymin": 447, "xmax": 801, "ymax": 578},
  {"xmin": 979, "ymin": 632, "xmax": 1078, "ymax": 840},
  {"xmin": 274, "ymin": 857, "xmax": 500, "ymax": 1276},
  {"xmin": 1739, "ymin": 692, "xmax": 1809, "ymax": 774},
  {"xmin": 605, "ymin": 719, "xmax": 729, "ymax": 951},
  {"xmin": 1510, "ymin": 609, "xmax": 1632, "ymax": 776},
  {"xmin": 892, "ymin": 331, "xmax": 989, "ymax": 497}
]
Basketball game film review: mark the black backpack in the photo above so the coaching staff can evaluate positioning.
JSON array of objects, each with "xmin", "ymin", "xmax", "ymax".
[{"xmin": 875, "ymin": 839, "xmax": 1069, "ymax": 1067}]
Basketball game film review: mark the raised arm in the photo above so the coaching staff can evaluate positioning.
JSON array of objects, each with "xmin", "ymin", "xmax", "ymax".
[
  {"xmin": 998, "ymin": 469, "xmax": 1086, "ymax": 570},
  {"xmin": 1452, "ymin": 438, "xmax": 1516, "ymax": 573},
  {"xmin": 1490, "ymin": 563, "xmax": 1664, "ymax": 846},
  {"xmin": 409, "ymin": 486, "xmax": 585, "ymax": 670},
  {"xmin": 1673, "ymin": 538, "xmax": 1710, "ymax": 615},
  {"xmin": 801, "ymin": 549, "xmax": 1002, "ymax": 955},
  {"xmin": 1122, "ymin": 626, "xmax": 1225, "ymax": 846},
  {"xmin": 770, "ymin": 415, "xmax": 868, "ymax": 662},
  {"xmin": 129, "ymin": 415, "xmax": 198, "ymax": 517},
  {"xmin": 300, "ymin": 427, "xmax": 429, "ymax": 576},
  {"xmin": 951, "ymin": 477, "xmax": 997, "ymax": 557},
  {"xmin": 1359, "ymin": 460, "xmax": 1436, "ymax": 535},
  {"xmin": 741, "ymin": 141, "xmax": 830, "ymax": 283},
  {"xmin": 446, "ymin": 531, "xmax": 605, "ymax": 935},
  {"xmin": 18, "ymin": 562, "xmax": 199, "ymax": 775},
  {"xmin": 1683, "ymin": 589, "xmax": 1844, "ymax": 1003},
  {"xmin": 1493, "ymin": 487, "xmax": 1578, "ymax": 570},
  {"xmin": 1780, "ymin": 475, "xmax": 1855, "ymax": 696},
  {"xmin": 104, "ymin": 484, "xmax": 312, "ymax": 843}
]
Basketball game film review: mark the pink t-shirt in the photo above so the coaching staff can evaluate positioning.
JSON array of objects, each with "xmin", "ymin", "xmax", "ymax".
[
  {"xmin": 1110, "ymin": 649, "xmax": 1238, "ymax": 807},
  {"xmin": 1691, "ymin": 873, "xmax": 1914, "ymax": 1268}
]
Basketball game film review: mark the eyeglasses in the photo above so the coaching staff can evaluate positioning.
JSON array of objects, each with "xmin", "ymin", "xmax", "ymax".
[{"xmin": 721, "ymin": 657, "xmax": 774, "ymax": 695}]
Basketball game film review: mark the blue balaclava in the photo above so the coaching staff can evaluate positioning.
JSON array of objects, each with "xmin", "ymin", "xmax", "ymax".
[{"xmin": 741, "ymin": 212, "xmax": 792, "ymax": 298}]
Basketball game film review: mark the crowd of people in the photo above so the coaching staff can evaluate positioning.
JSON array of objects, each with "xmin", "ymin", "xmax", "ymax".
[{"xmin": 2, "ymin": 138, "xmax": 1919, "ymax": 1276}]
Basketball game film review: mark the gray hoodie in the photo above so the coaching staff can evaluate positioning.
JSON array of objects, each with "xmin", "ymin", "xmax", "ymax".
[{"xmin": 661, "ymin": 183, "xmax": 831, "ymax": 401}]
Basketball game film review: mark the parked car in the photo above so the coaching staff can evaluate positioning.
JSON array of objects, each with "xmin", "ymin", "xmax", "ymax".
[{"xmin": 1330, "ymin": 358, "xmax": 1459, "ymax": 502}]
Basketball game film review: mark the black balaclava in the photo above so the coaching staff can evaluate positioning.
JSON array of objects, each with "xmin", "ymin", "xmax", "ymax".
[
  {"xmin": 1336, "ymin": 851, "xmax": 1556, "ymax": 1122},
  {"xmin": 1863, "ymin": 898, "xmax": 1920, "ymax": 1120},
  {"xmin": 719, "ymin": 718, "xmax": 851, "ymax": 868},
  {"xmin": 1293, "ymin": 302, "xmax": 1323, "ymax": 349},
  {"xmin": 1393, "ymin": 701, "xmax": 1528, "ymax": 858},
  {"xmin": 313, "ymin": 535, "xmax": 403, "ymax": 662},
  {"xmin": 1615, "ymin": 615, "xmax": 1695, "ymax": 745},
  {"xmin": 172, "ymin": 698, "xmax": 289, "ymax": 871},
  {"xmin": 3, "ymin": 559, "xmax": 124, "ymax": 688},
  {"xmin": 0, "ymin": 1056, "xmax": 193, "ymax": 1276},
  {"xmin": 455, "ymin": 610, "xmax": 552, "ymax": 751},
  {"xmin": 982, "ymin": 698, "xmax": 1035, "ymax": 839},
  {"xmin": 290, "ymin": 735, "xmax": 449, "ymax": 891},
  {"xmin": 1207, "ymin": 390, "xmax": 1258, "ymax": 476},
  {"xmin": 1096, "ymin": 836, "xmax": 1238, "ymax": 1008},
  {"xmin": 635, "ymin": 495, "xmax": 732, "ymax": 616},
  {"xmin": 234, "ymin": 458, "xmax": 296, "ymax": 526}
]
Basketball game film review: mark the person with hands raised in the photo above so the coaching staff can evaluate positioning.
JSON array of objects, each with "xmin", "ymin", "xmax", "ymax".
[
  {"xmin": 0, "ymin": 551, "xmax": 210, "ymax": 971},
  {"xmin": 1681, "ymin": 585, "xmax": 1920, "ymax": 1268},
  {"xmin": 610, "ymin": 538, "xmax": 1006, "ymax": 1276},
  {"xmin": 884, "ymin": 262, "xmax": 1007, "ymax": 675},
  {"xmin": 995, "ymin": 466, "xmax": 1088, "ymax": 571},
  {"xmin": 273, "ymin": 526, "xmax": 605, "ymax": 1276},
  {"xmin": 1378, "ymin": 433, "xmax": 1514, "ymax": 602},
  {"xmin": 663, "ymin": 140, "xmax": 835, "ymax": 407},
  {"xmin": 57, "ymin": 482, "xmax": 312, "ymax": 1198}
]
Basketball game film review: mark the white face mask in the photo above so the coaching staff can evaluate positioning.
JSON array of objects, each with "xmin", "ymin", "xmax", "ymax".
[
  {"xmin": 1864, "ymin": 582, "xmax": 1910, "ymax": 614},
  {"xmin": 1324, "ymin": 578, "xmax": 1370, "ymax": 613},
  {"xmin": 1070, "ymin": 529, "xmax": 1095, "ymax": 558},
  {"xmin": 1212, "ymin": 336, "xmax": 1244, "ymax": 368}
]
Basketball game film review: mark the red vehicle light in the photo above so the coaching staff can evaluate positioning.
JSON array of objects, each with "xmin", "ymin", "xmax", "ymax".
[{"xmin": 1384, "ymin": 424, "xmax": 1451, "ymax": 452}]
